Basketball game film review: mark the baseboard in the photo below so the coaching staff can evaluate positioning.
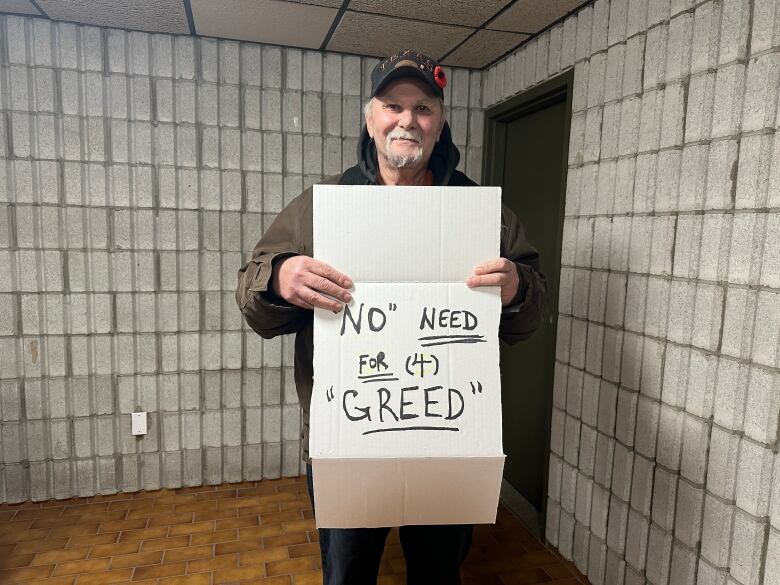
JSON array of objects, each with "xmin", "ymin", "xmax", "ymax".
[{"xmin": 499, "ymin": 479, "xmax": 543, "ymax": 539}]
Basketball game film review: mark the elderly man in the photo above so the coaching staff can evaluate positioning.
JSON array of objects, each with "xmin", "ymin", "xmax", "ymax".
[{"xmin": 237, "ymin": 50, "xmax": 545, "ymax": 585}]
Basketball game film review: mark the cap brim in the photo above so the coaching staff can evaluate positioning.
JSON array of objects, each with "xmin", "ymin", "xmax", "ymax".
[{"xmin": 372, "ymin": 66, "xmax": 443, "ymax": 99}]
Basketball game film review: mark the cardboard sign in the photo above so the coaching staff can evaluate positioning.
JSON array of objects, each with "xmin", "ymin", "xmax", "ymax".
[{"xmin": 311, "ymin": 185, "xmax": 505, "ymax": 528}]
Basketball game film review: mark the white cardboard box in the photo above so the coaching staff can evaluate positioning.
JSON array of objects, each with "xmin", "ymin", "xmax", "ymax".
[{"xmin": 311, "ymin": 185, "xmax": 505, "ymax": 528}]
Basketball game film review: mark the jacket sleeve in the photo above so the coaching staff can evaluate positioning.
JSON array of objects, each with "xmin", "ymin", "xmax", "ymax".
[
  {"xmin": 498, "ymin": 204, "xmax": 546, "ymax": 345},
  {"xmin": 236, "ymin": 193, "xmax": 311, "ymax": 339}
]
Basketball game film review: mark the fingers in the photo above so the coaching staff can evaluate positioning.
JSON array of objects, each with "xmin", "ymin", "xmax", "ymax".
[
  {"xmin": 303, "ymin": 273, "xmax": 352, "ymax": 303},
  {"xmin": 293, "ymin": 287, "xmax": 344, "ymax": 312},
  {"xmin": 472, "ymin": 258, "xmax": 513, "ymax": 276},
  {"xmin": 466, "ymin": 273, "xmax": 509, "ymax": 288},
  {"xmin": 276, "ymin": 256, "xmax": 354, "ymax": 311},
  {"xmin": 310, "ymin": 259, "xmax": 353, "ymax": 289}
]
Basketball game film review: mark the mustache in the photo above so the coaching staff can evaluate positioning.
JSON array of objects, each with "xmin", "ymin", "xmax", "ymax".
[{"xmin": 387, "ymin": 129, "xmax": 422, "ymax": 144}]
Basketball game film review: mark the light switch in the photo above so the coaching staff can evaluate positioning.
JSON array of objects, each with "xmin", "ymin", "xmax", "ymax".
[{"xmin": 131, "ymin": 412, "xmax": 148, "ymax": 436}]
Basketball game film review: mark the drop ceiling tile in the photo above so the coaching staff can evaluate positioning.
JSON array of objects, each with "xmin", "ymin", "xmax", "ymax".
[
  {"xmin": 0, "ymin": 0, "xmax": 40, "ymax": 15},
  {"xmin": 191, "ymin": 0, "xmax": 337, "ymax": 49},
  {"xmin": 443, "ymin": 29, "xmax": 527, "ymax": 69},
  {"xmin": 348, "ymin": 0, "xmax": 512, "ymax": 27},
  {"xmin": 36, "ymin": 0, "xmax": 190, "ymax": 34},
  {"xmin": 327, "ymin": 12, "xmax": 472, "ymax": 61},
  {"xmin": 487, "ymin": 0, "xmax": 584, "ymax": 33}
]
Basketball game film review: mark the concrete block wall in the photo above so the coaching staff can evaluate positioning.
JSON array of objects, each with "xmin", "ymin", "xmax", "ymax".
[
  {"xmin": 0, "ymin": 14, "xmax": 485, "ymax": 502},
  {"xmin": 483, "ymin": 0, "xmax": 779, "ymax": 584}
]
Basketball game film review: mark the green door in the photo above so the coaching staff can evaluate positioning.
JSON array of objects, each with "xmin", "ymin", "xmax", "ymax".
[{"xmin": 485, "ymin": 73, "xmax": 571, "ymax": 526}]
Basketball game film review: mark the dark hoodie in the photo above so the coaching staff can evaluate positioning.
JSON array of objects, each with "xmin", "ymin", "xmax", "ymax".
[
  {"xmin": 236, "ymin": 123, "xmax": 546, "ymax": 461},
  {"xmin": 341, "ymin": 122, "xmax": 475, "ymax": 187}
]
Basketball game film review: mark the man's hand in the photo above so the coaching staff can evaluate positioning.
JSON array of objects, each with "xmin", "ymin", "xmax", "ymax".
[
  {"xmin": 273, "ymin": 256, "xmax": 353, "ymax": 312},
  {"xmin": 466, "ymin": 258, "xmax": 520, "ymax": 306}
]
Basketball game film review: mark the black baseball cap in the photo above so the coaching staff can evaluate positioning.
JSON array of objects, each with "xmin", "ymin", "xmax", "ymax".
[{"xmin": 370, "ymin": 50, "xmax": 447, "ymax": 100}]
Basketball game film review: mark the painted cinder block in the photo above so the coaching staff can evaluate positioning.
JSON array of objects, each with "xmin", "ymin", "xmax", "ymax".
[
  {"xmin": 591, "ymin": 0, "xmax": 610, "ymax": 54},
  {"xmin": 570, "ymin": 318, "xmax": 588, "ymax": 370},
  {"xmin": 743, "ymin": 368, "xmax": 779, "ymax": 445},
  {"xmin": 666, "ymin": 13, "xmax": 693, "ymax": 83},
  {"xmin": 680, "ymin": 415, "xmax": 710, "ymax": 484},
  {"xmin": 712, "ymin": 358, "xmax": 747, "ymax": 432},
  {"xmin": 685, "ymin": 74, "xmax": 716, "ymax": 144},
  {"xmin": 764, "ymin": 529, "xmax": 780, "ymax": 585},
  {"xmin": 611, "ymin": 442, "xmax": 635, "ymax": 501},
  {"xmin": 588, "ymin": 52, "xmax": 607, "ymax": 109},
  {"xmin": 219, "ymin": 40, "xmax": 240, "ymax": 85},
  {"xmin": 588, "ymin": 535, "xmax": 607, "ymax": 585},
  {"xmin": 591, "ymin": 482, "xmax": 611, "ymax": 539},
  {"xmin": 711, "ymin": 63, "xmax": 745, "ymax": 138},
  {"xmin": 576, "ymin": 4, "xmax": 594, "ymax": 63},
  {"xmin": 561, "ymin": 14, "xmax": 578, "ymax": 70},
  {"xmin": 634, "ymin": 397, "xmax": 660, "ymax": 461},
  {"xmin": 580, "ymin": 425, "xmax": 598, "ymax": 478},
  {"xmin": 607, "ymin": 495, "xmax": 629, "ymax": 554},
  {"xmin": 594, "ymin": 432, "xmax": 616, "ymax": 489},
  {"xmin": 647, "ymin": 522, "xmax": 675, "ymax": 580},
  {"xmin": 729, "ymin": 509, "xmax": 766, "ymax": 585},
  {"xmin": 718, "ymin": 0, "xmax": 751, "ymax": 65},
  {"xmin": 625, "ymin": 508, "xmax": 650, "ymax": 570},
  {"xmin": 565, "ymin": 415, "xmax": 582, "ymax": 467},
  {"xmin": 643, "ymin": 278, "xmax": 669, "ymax": 339},
  {"xmin": 573, "ymin": 520, "xmax": 590, "ymax": 574},
  {"xmin": 705, "ymin": 138, "xmax": 738, "ymax": 209},
  {"xmin": 691, "ymin": 283, "xmax": 724, "ymax": 352},
  {"xmin": 707, "ymin": 425, "xmax": 740, "ymax": 499},
  {"xmin": 647, "ymin": 0, "xmax": 670, "ymax": 27},
  {"xmin": 736, "ymin": 134, "xmax": 774, "ymax": 209},
  {"xmin": 605, "ymin": 545, "xmax": 627, "ymax": 585},
  {"xmin": 573, "ymin": 61, "xmax": 590, "ymax": 113},
  {"xmin": 669, "ymin": 544, "xmax": 698, "ymax": 585},
  {"xmin": 561, "ymin": 462, "xmax": 578, "ymax": 514},
  {"xmin": 734, "ymin": 437, "xmax": 774, "ymax": 517},
  {"xmin": 162, "ymin": 450, "xmax": 182, "ymax": 488},
  {"xmin": 685, "ymin": 349, "xmax": 717, "ymax": 419},
  {"xmin": 742, "ymin": 53, "xmax": 780, "ymax": 132},
  {"xmin": 615, "ymin": 386, "xmax": 638, "ymax": 446},
  {"xmin": 604, "ymin": 45, "xmax": 626, "ymax": 104},
  {"xmin": 175, "ymin": 36, "xmax": 196, "ymax": 80},
  {"xmin": 183, "ymin": 449, "xmax": 202, "ymax": 486},
  {"xmin": 635, "ymin": 322, "xmax": 663, "ymax": 384},
  {"xmin": 655, "ymin": 406, "xmax": 684, "ymax": 473},
  {"xmin": 643, "ymin": 24, "xmax": 668, "ymax": 91},
  {"xmin": 701, "ymin": 494, "xmax": 735, "ymax": 569}
]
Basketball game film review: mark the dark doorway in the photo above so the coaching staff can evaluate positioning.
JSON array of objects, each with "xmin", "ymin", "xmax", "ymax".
[{"xmin": 483, "ymin": 71, "xmax": 573, "ymax": 533}]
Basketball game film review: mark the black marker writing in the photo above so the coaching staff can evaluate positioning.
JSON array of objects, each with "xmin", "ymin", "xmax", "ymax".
[
  {"xmin": 419, "ymin": 308, "xmax": 478, "ymax": 331},
  {"xmin": 340, "ymin": 385, "xmax": 465, "ymax": 423},
  {"xmin": 363, "ymin": 426, "xmax": 459, "ymax": 435},
  {"xmin": 341, "ymin": 303, "xmax": 388, "ymax": 335}
]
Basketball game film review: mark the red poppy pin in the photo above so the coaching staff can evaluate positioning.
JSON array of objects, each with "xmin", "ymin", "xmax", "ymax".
[{"xmin": 434, "ymin": 65, "xmax": 447, "ymax": 89}]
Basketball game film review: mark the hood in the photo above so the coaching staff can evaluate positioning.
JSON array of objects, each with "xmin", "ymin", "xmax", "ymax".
[{"xmin": 355, "ymin": 122, "xmax": 462, "ymax": 186}]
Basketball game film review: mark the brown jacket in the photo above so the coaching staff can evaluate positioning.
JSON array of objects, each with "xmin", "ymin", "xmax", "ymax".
[{"xmin": 236, "ymin": 125, "xmax": 546, "ymax": 460}]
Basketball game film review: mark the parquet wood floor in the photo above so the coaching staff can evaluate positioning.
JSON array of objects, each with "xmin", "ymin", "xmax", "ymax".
[{"xmin": 0, "ymin": 476, "xmax": 588, "ymax": 584}]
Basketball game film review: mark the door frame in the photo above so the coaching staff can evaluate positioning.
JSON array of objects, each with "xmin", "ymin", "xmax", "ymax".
[{"xmin": 482, "ymin": 70, "xmax": 574, "ymax": 537}]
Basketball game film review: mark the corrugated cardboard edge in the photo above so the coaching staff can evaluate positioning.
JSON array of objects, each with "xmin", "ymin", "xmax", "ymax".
[{"xmin": 312, "ymin": 456, "xmax": 505, "ymax": 528}]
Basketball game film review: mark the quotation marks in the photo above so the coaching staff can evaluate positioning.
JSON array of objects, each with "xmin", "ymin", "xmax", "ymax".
[
  {"xmin": 470, "ymin": 381, "xmax": 483, "ymax": 395},
  {"xmin": 388, "ymin": 303, "xmax": 397, "ymax": 311},
  {"xmin": 326, "ymin": 385, "xmax": 335, "ymax": 402}
]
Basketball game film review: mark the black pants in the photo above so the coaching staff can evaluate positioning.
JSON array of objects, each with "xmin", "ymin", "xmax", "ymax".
[{"xmin": 306, "ymin": 465, "xmax": 473, "ymax": 585}]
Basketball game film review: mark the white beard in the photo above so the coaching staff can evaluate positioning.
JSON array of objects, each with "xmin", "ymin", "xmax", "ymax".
[{"xmin": 384, "ymin": 129, "xmax": 424, "ymax": 168}]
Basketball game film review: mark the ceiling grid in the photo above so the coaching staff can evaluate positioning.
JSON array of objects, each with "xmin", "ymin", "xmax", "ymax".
[{"xmin": 0, "ymin": 0, "xmax": 589, "ymax": 69}]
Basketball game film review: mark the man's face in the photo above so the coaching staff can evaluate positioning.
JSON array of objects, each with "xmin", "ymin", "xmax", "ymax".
[{"xmin": 365, "ymin": 78, "xmax": 445, "ymax": 170}]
